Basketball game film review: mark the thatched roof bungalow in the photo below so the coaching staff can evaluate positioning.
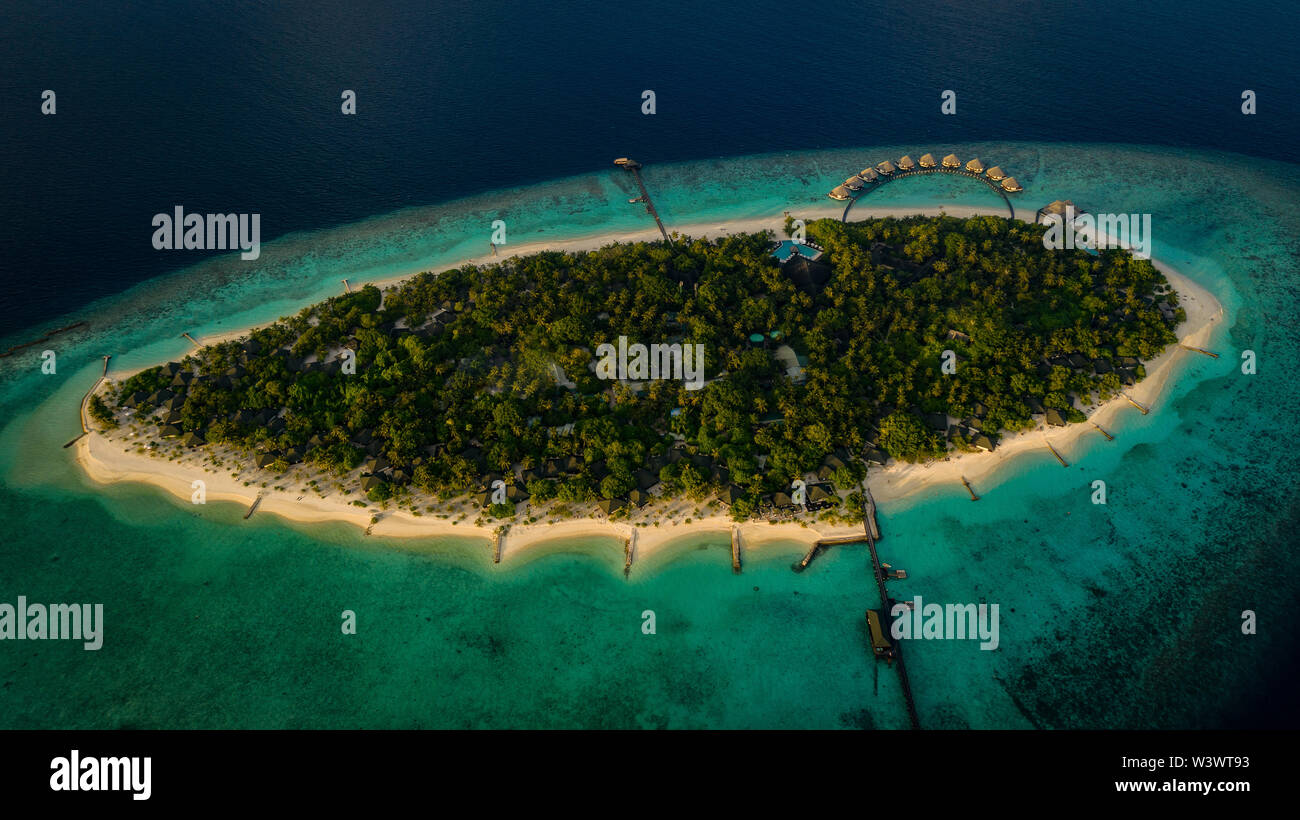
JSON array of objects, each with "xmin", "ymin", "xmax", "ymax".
[
  {"xmin": 1000, "ymin": 176, "xmax": 1023, "ymax": 192},
  {"xmin": 919, "ymin": 153, "xmax": 938, "ymax": 168},
  {"xmin": 897, "ymin": 155, "xmax": 916, "ymax": 171},
  {"xmin": 808, "ymin": 484, "xmax": 835, "ymax": 503},
  {"xmin": 828, "ymin": 185, "xmax": 852, "ymax": 201},
  {"xmin": 941, "ymin": 154, "xmax": 961, "ymax": 168},
  {"xmin": 857, "ymin": 168, "xmax": 879, "ymax": 183},
  {"xmin": 876, "ymin": 160, "xmax": 897, "ymax": 175},
  {"xmin": 1036, "ymin": 199, "xmax": 1082, "ymax": 224},
  {"xmin": 965, "ymin": 158, "xmax": 985, "ymax": 174},
  {"xmin": 985, "ymin": 166, "xmax": 1007, "ymax": 181},
  {"xmin": 844, "ymin": 176, "xmax": 864, "ymax": 191},
  {"xmin": 597, "ymin": 498, "xmax": 627, "ymax": 515}
]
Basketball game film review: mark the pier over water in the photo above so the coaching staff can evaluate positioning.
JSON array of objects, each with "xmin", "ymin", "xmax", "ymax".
[{"xmin": 615, "ymin": 158, "xmax": 672, "ymax": 245}]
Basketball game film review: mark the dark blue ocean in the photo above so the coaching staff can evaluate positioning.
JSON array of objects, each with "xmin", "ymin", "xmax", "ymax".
[
  {"xmin": 2, "ymin": 0, "xmax": 1296, "ymax": 336},
  {"xmin": 2, "ymin": 2, "xmax": 1300, "ymax": 731}
]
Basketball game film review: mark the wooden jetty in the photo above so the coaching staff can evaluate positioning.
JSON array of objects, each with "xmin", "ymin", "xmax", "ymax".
[
  {"xmin": 796, "ymin": 542, "xmax": 823, "ymax": 572},
  {"xmin": 1122, "ymin": 393, "xmax": 1150, "ymax": 415},
  {"xmin": 493, "ymin": 531, "xmax": 502, "ymax": 564},
  {"xmin": 865, "ymin": 488, "xmax": 882, "ymax": 541},
  {"xmin": 961, "ymin": 475, "xmax": 979, "ymax": 501},
  {"xmin": 797, "ymin": 490, "xmax": 882, "ymax": 571},
  {"xmin": 860, "ymin": 498, "xmax": 920, "ymax": 730},
  {"xmin": 70, "ymin": 354, "xmax": 113, "ymax": 444},
  {"xmin": 182, "ymin": 332, "xmax": 201, "ymax": 349},
  {"xmin": 243, "ymin": 494, "xmax": 263, "ymax": 519},
  {"xmin": 0, "ymin": 320, "xmax": 88, "ymax": 359},
  {"xmin": 615, "ymin": 158, "xmax": 672, "ymax": 245},
  {"xmin": 623, "ymin": 531, "xmax": 635, "ymax": 577},
  {"xmin": 1091, "ymin": 421, "xmax": 1114, "ymax": 441},
  {"xmin": 342, "ymin": 278, "xmax": 351, "ymax": 293},
  {"xmin": 1180, "ymin": 344, "xmax": 1218, "ymax": 358},
  {"xmin": 882, "ymin": 562, "xmax": 908, "ymax": 580},
  {"xmin": 1046, "ymin": 440, "xmax": 1069, "ymax": 468},
  {"xmin": 730, "ymin": 526, "xmax": 741, "ymax": 574},
  {"xmin": 839, "ymin": 165, "xmax": 1016, "ymax": 222}
]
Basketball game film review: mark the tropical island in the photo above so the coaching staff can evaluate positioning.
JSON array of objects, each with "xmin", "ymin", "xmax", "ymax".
[{"xmin": 80, "ymin": 213, "xmax": 1189, "ymax": 554}]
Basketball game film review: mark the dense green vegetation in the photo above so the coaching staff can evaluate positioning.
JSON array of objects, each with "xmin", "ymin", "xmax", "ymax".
[
  {"xmin": 87, "ymin": 394, "xmax": 117, "ymax": 429},
  {"xmin": 114, "ymin": 215, "xmax": 1179, "ymax": 516}
]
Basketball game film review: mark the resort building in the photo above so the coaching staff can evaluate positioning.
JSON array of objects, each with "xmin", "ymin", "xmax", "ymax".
[
  {"xmin": 876, "ymin": 159, "xmax": 897, "ymax": 175},
  {"xmin": 942, "ymin": 153, "xmax": 961, "ymax": 168},
  {"xmin": 919, "ymin": 153, "xmax": 938, "ymax": 168},
  {"xmin": 770, "ymin": 238, "xmax": 824, "ymax": 262},
  {"xmin": 844, "ymin": 176, "xmax": 864, "ymax": 191},
  {"xmin": 1036, "ymin": 199, "xmax": 1085, "ymax": 225},
  {"xmin": 857, "ymin": 168, "xmax": 879, "ymax": 183},
  {"xmin": 781, "ymin": 252, "xmax": 832, "ymax": 293},
  {"xmin": 965, "ymin": 157, "xmax": 985, "ymax": 174},
  {"xmin": 1000, "ymin": 176, "xmax": 1023, "ymax": 192},
  {"xmin": 897, "ymin": 155, "xmax": 916, "ymax": 171},
  {"xmin": 829, "ymin": 185, "xmax": 852, "ymax": 200},
  {"xmin": 985, "ymin": 165, "xmax": 1007, "ymax": 181}
]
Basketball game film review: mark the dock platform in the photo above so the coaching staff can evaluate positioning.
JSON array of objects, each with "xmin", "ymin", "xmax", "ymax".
[{"xmin": 615, "ymin": 158, "xmax": 672, "ymax": 245}]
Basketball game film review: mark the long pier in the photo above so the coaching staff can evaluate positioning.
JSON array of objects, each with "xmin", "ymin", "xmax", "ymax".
[
  {"xmin": 1180, "ymin": 344, "xmax": 1218, "ymax": 358},
  {"xmin": 182, "ymin": 332, "xmax": 202, "ymax": 349},
  {"xmin": 730, "ymin": 526, "xmax": 741, "ymax": 574},
  {"xmin": 842, "ymin": 167, "xmax": 1016, "ymax": 221},
  {"xmin": 615, "ymin": 158, "xmax": 672, "ymax": 245},
  {"xmin": 865, "ymin": 488, "xmax": 882, "ymax": 541},
  {"xmin": 243, "ymin": 494, "xmax": 262, "ymax": 520},
  {"xmin": 796, "ymin": 491, "xmax": 883, "ymax": 572},
  {"xmin": 493, "ymin": 530, "xmax": 502, "ymax": 564},
  {"xmin": 624, "ymin": 531, "xmax": 635, "ymax": 577},
  {"xmin": 961, "ymin": 475, "xmax": 980, "ymax": 501},
  {"xmin": 67, "ymin": 354, "xmax": 112, "ymax": 446},
  {"xmin": 861, "ymin": 499, "xmax": 921, "ymax": 730}
]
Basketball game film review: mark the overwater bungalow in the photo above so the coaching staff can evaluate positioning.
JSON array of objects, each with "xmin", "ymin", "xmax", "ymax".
[
  {"xmin": 828, "ymin": 185, "xmax": 852, "ymax": 201},
  {"xmin": 858, "ymin": 168, "xmax": 879, "ymax": 183},
  {"xmin": 865, "ymin": 610, "xmax": 894, "ymax": 658},
  {"xmin": 942, "ymin": 153, "xmax": 961, "ymax": 168},
  {"xmin": 919, "ymin": 153, "xmax": 938, "ymax": 168},
  {"xmin": 965, "ymin": 157, "xmax": 986, "ymax": 174},
  {"xmin": 844, "ymin": 176, "xmax": 864, "ymax": 191},
  {"xmin": 876, "ymin": 159, "xmax": 898, "ymax": 175},
  {"xmin": 1000, "ymin": 176, "xmax": 1023, "ymax": 192},
  {"xmin": 985, "ymin": 165, "xmax": 1007, "ymax": 181},
  {"xmin": 897, "ymin": 155, "xmax": 916, "ymax": 171},
  {"xmin": 1036, "ymin": 199, "xmax": 1082, "ymax": 224}
]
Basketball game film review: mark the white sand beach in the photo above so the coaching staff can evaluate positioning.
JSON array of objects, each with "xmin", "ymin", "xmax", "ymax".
[{"xmin": 73, "ymin": 202, "xmax": 1225, "ymax": 562}]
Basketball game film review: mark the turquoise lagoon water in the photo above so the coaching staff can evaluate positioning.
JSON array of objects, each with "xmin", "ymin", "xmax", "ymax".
[{"xmin": 2, "ymin": 142, "xmax": 1297, "ymax": 728}]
